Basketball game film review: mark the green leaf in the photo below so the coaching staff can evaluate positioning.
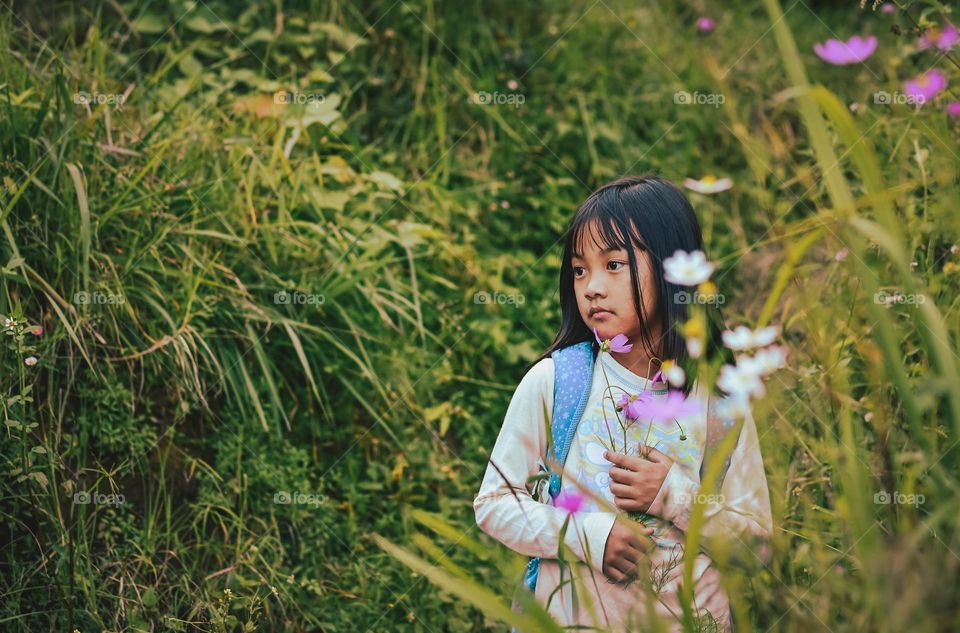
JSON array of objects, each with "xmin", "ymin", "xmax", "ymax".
[
  {"xmin": 183, "ymin": 8, "xmax": 229, "ymax": 34},
  {"xmin": 367, "ymin": 171, "xmax": 404, "ymax": 193},
  {"xmin": 132, "ymin": 13, "xmax": 167, "ymax": 34},
  {"xmin": 316, "ymin": 190, "xmax": 351, "ymax": 212},
  {"xmin": 313, "ymin": 22, "xmax": 366, "ymax": 50},
  {"xmin": 177, "ymin": 53, "xmax": 204, "ymax": 77},
  {"xmin": 142, "ymin": 588, "xmax": 158, "ymax": 608}
]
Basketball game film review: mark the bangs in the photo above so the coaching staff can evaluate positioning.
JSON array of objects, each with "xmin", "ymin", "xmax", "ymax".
[{"xmin": 569, "ymin": 189, "xmax": 645, "ymax": 259}]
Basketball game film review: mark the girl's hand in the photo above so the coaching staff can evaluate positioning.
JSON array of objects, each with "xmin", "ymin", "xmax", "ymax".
[
  {"xmin": 602, "ymin": 517, "xmax": 655, "ymax": 583},
  {"xmin": 605, "ymin": 446, "xmax": 674, "ymax": 513}
]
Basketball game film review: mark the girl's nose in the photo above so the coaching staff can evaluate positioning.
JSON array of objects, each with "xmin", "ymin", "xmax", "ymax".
[{"xmin": 585, "ymin": 279, "xmax": 606, "ymax": 299}]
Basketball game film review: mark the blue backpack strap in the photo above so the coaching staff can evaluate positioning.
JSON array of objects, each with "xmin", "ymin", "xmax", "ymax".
[
  {"xmin": 518, "ymin": 340, "xmax": 595, "ymax": 597},
  {"xmin": 546, "ymin": 340, "xmax": 596, "ymax": 497}
]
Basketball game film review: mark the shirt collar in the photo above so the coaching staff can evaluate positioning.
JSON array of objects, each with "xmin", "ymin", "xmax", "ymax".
[{"xmin": 597, "ymin": 351, "xmax": 668, "ymax": 395}]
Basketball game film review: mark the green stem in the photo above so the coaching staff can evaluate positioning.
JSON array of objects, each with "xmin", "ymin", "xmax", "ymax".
[{"xmin": 597, "ymin": 354, "xmax": 628, "ymax": 450}]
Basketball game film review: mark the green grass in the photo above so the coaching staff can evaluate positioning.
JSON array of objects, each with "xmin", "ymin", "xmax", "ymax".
[{"xmin": 0, "ymin": 0, "xmax": 958, "ymax": 631}]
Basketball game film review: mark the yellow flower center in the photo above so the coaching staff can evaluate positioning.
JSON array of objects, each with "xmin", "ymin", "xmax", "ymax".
[{"xmin": 698, "ymin": 280, "xmax": 717, "ymax": 296}]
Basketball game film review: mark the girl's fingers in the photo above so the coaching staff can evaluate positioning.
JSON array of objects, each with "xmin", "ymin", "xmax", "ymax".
[
  {"xmin": 619, "ymin": 556, "xmax": 642, "ymax": 580},
  {"xmin": 613, "ymin": 496, "xmax": 642, "ymax": 512},
  {"xmin": 608, "ymin": 466, "xmax": 636, "ymax": 484},
  {"xmin": 604, "ymin": 451, "xmax": 640, "ymax": 470},
  {"xmin": 605, "ymin": 567, "xmax": 625, "ymax": 583},
  {"xmin": 609, "ymin": 558, "xmax": 637, "ymax": 580},
  {"xmin": 627, "ymin": 528, "xmax": 655, "ymax": 552},
  {"xmin": 622, "ymin": 546, "xmax": 642, "ymax": 565},
  {"xmin": 609, "ymin": 482, "xmax": 637, "ymax": 499},
  {"xmin": 638, "ymin": 444, "xmax": 669, "ymax": 463},
  {"xmin": 603, "ymin": 560, "xmax": 624, "ymax": 580}
]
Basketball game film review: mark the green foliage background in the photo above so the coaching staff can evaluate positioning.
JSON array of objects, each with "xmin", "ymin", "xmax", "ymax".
[{"xmin": 0, "ymin": 0, "xmax": 958, "ymax": 631}]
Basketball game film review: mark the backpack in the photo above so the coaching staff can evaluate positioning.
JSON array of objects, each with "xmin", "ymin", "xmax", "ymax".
[{"xmin": 519, "ymin": 340, "xmax": 738, "ymax": 595}]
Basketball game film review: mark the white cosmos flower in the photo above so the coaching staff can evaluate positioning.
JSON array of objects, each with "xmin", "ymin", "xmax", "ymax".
[
  {"xmin": 744, "ymin": 345, "xmax": 788, "ymax": 376},
  {"xmin": 664, "ymin": 250, "xmax": 715, "ymax": 286},
  {"xmin": 684, "ymin": 175, "xmax": 733, "ymax": 194},
  {"xmin": 717, "ymin": 363, "xmax": 765, "ymax": 399},
  {"xmin": 722, "ymin": 325, "xmax": 780, "ymax": 351},
  {"xmin": 686, "ymin": 337, "xmax": 703, "ymax": 359},
  {"xmin": 683, "ymin": 176, "xmax": 733, "ymax": 194},
  {"xmin": 663, "ymin": 362, "xmax": 685, "ymax": 387}
]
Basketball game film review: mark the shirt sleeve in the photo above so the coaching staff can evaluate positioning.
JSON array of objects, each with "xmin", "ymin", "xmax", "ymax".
[
  {"xmin": 473, "ymin": 357, "xmax": 617, "ymax": 574},
  {"xmin": 646, "ymin": 404, "xmax": 773, "ymax": 563}
]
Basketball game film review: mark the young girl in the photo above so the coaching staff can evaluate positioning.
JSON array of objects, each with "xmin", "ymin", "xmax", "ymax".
[{"xmin": 473, "ymin": 175, "xmax": 773, "ymax": 632}]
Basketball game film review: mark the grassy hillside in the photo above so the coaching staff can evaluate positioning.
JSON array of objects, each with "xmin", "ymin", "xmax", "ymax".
[{"xmin": 0, "ymin": 0, "xmax": 958, "ymax": 631}]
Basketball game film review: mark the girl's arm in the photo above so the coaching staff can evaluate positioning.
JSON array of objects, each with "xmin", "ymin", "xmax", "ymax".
[
  {"xmin": 646, "ymin": 405, "xmax": 773, "ymax": 563},
  {"xmin": 473, "ymin": 358, "xmax": 616, "ymax": 573}
]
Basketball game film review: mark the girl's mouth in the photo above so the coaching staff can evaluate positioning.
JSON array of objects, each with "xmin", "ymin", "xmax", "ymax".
[{"xmin": 590, "ymin": 310, "xmax": 612, "ymax": 320}]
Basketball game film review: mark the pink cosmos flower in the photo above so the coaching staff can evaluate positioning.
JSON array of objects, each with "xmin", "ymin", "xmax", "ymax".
[
  {"xmin": 946, "ymin": 102, "xmax": 960, "ymax": 117},
  {"xmin": 918, "ymin": 24, "xmax": 959, "ymax": 52},
  {"xmin": 616, "ymin": 392, "xmax": 645, "ymax": 421},
  {"xmin": 593, "ymin": 327, "xmax": 633, "ymax": 353},
  {"xmin": 813, "ymin": 35, "xmax": 878, "ymax": 65},
  {"xmin": 696, "ymin": 17, "xmax": 715, "ymax": 33},
  {"xmin": 554, "ymin": 489, "xmax": 584, "ymax": 514},
  {"xmin": 628, "ymin": 390, "xmax": 701, "ymax": 424},
  {"xmin": 904, "ymin": 69, "xmax": 948, "ymax": 103},
  {"xmin": 30, "ymin": 325, "xmax": 43, "ymax": 336},
  {"xmin": 938, "ymin": 25, "xmax": 960, "ymax": 50}
]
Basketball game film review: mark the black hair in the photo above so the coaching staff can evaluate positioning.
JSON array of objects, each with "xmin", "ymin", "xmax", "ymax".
[{"xmin": 530, "ymin": 174, "xmax": 725, "ymax": 397}]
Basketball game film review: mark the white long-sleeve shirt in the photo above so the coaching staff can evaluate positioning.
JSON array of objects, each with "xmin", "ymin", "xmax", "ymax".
[{"xmin": 473, "ymin": 350, "xmax": 773, "ymax": 631}]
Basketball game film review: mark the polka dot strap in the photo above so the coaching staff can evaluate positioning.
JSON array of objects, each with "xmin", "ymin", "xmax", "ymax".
[{"xmin": 519, "ymin": 340, "xmax": 595, "ymax": 598}]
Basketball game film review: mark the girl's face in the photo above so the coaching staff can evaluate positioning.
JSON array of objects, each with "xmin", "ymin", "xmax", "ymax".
[{"xmin": 572, "ymin": 221, "xmax": 661, "ymax": 348}]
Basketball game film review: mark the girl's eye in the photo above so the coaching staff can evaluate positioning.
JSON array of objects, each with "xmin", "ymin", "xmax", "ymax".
[
  {"xmin": 572, "ymin": 266, "xmax": 585, "ymax": 277},
  {"xmin": 608, "ymin": 260, "xmax": 626, "ymax": 271}
]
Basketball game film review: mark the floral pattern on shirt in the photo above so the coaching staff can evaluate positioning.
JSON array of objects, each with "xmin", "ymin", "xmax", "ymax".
[{"xmin": 565, "ymin": 353, "xmax": 704, "ymax": 548}]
